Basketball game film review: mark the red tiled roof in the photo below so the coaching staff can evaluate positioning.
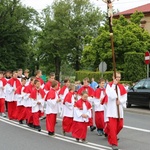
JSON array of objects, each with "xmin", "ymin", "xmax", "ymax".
[{"xmin": 115, "ymin": 3, "xmax": 150, "ymax": 16}]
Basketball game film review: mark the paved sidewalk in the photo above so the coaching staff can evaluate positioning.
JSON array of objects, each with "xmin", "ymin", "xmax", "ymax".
[{"xmin": 125, "ymin": 106, "xmax": 150, "ymax": 115}]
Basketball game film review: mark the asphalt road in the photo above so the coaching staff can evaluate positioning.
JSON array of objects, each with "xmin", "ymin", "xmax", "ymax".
[{"xmin": 0, "ymin": 108, "xmax": 150, "ymax": 150}]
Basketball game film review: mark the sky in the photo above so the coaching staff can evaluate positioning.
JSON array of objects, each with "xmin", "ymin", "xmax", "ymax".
[{"xmin": 20, "ymin": 0, "xmax": 150, "ymax": 13}]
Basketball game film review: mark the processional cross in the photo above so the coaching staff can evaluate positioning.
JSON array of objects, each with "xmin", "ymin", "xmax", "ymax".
[{"xmin": 101, "ymin": 0, "xmax": 120, "ymax": 119}]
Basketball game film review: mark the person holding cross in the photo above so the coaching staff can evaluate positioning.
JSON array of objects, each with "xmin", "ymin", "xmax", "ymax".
[{"xmin": 105, "ymin": 72, "xmax": 127, "ymax": 150}]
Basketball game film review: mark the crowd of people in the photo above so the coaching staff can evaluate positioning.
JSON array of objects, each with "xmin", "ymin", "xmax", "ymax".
[{"xmin": 0, "ymin": 69, "xmax": 127, "ymax": 150}]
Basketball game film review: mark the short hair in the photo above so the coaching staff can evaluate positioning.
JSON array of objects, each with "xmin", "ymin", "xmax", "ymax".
[
  {"xmin": 113, "ymin": 71, "xmax": 121, "ymax": 78},
  {"xmin": 49, "ymin": 72, "xmax": 55, "ymax": 77},
  {"xmin": 83, "ymin": 77, "xmax": 90, "ymax": 83},
  {"xmin": 17, "ymin": 68, "xmax": 23, "ymax": 72},
  {"xmin": 69, "ymin": 84, "xmax": 75, "ymax": 91},
  {"xmin": 64, "ymin": 78, "xmax": 70, "ymax": 83},
  {"xmin": 35, "ymin": 70, "xmax": 41, "ymax": 76},
  {"xmin": 99, "ymin": 78, "xmax": 105, "ymax": 83},
  {"xmin": 0, "ymin": 71, "xmax": 4, "ymax": 75},
  {"xmin": 51, "ymin": 80, "xmax": 58, "ymax": 88},
  {"xmin": 81, "ymin": 90, "xmax": 88, "ymax": 96},
  {"xmin": 34, "ymin": 79, "xmax": 40, "ymax": 85},
  {"xmin": 13, "ymin": 71, "xmax": 17, "ymax": 75},
  {"xmin": 21, "ymin": 77, "xmax": 26, "ymax": 82},
  {"xmin": 24, "ymin": 69, "xmax": 30, "ymax": 73},
  {"xmin": 30, "ymin": 76, "xmax": 35, "ymax": 81}
]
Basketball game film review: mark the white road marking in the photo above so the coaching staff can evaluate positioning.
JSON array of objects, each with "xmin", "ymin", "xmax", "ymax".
[
  {"xmin": 124, "ymin": 125, "xmax": 150, "ymax": 133},
  {"xmin": 0, "ymin": 117, "xmax": 111, "ymax": 150},
  {"xmin": 57, "ymin": 118, "xmax": 150, "ymax": 133}
]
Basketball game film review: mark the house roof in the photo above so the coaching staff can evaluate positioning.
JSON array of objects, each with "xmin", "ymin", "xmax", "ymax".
[{"xmin": 115, "ymin": 3, "xmax": 150, "ymax": 16}]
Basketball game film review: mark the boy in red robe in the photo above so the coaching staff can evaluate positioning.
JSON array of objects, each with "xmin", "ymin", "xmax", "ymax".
[
  {"xmin": 58, "ymin": 78, "xmax": 70, "ymax": 116},
  {"xmin": 35, "ymin": 70, "xmax": 45, "ymax": 88},
  {"xmin": 45, "ymin": 80, "xmax": 61, "ymax": 136},
  {"xmin": 105, "ymin": 72, "xmax": 127, "ymax": 150},
  {"xmin": 62, "ymin": 84, "xmax": 76, "ymax": 135},
  {"xmin": 44, "ymin": 72, "xmax": 60, "ymax": 93},
  {"xmin": 72, "ymin": 90, "xmax": 92, "ymax": 143},
  {"xmin": 5, "ymin": 71, "xmax": 21, "ymax": 120},
  {"xmin": 94, "ymin": 78, "xmax": 108, "ymax": 136},
  {"xmin": 24, "ymin": 76, "xmax": 35, "ymax": 127},
  {"xmin": 15, "ymin": 77, "xmax": 27, "ymax": 124},
  {"xmin": 0, "ymin": 71, "xmax": 7, "ymax": 117},
  {"xmin": 30, "ymin": 79, "xmax": 45, "ymax": 131},
  {"xmin": 77, "ymin": 77, "xmax": 96, "ymax": 131}
]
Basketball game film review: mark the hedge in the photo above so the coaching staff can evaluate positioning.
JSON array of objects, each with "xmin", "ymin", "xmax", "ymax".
[{"xmin": 75, "ymin": 70, "xmax": 127, "ymax": 83}]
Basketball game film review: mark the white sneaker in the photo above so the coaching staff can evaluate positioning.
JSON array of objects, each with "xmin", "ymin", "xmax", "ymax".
[{"xmin": 2, "ymin": 113, "xmax": 6, "ymax": 117}]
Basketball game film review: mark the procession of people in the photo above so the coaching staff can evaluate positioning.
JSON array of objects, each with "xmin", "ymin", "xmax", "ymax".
[{"xmin": 0, "ymin": 68, "xmax": 127, "ymax": 150}]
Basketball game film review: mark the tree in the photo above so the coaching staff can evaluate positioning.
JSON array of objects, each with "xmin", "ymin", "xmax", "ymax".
[
  {"xmin": 38, "ymin": 0, "xmax": 104, "ymax": 80},
  {"xmin": 81, "ymin": 13, "xmax": 150, "ymax": 73},
  {"xmin": 124, "ymin": 52, "xmax": 146, "ymax": 82},
  {"xmin": 0, "ymin": 0, "xmax": 38, "ymax": 71}
]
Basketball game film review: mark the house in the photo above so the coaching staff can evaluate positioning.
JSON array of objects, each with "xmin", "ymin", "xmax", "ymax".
[{"xmin": 114, "ymin": 3, "xmax": 150, "ymax": 33}]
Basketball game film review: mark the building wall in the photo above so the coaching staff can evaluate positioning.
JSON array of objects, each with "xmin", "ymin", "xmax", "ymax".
[{"xmin": 143, "ymin": 16, "xmax": 150, "ymax": 33}]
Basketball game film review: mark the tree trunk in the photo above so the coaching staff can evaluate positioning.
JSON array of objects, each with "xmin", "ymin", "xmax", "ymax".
[
  {"xmin": 75, "ymin": 49, "xmax": 80, "ymax": 71},
  {"xmin": 54, "ymin": 56, "xmax": 61, "ymax": 81}
]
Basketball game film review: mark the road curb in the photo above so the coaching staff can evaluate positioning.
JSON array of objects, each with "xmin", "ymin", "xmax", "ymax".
[{"xmin": 124, "ymin": 108, "xmax": 150, "ymax": 115}]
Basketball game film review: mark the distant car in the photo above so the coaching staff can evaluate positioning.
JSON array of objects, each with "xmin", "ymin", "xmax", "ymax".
[{"xmin": 127, "ymin": 78, "xmax": 150, "ymax": 109}]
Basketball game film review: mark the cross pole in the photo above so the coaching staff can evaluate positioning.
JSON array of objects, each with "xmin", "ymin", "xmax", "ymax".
[{"xmin": 105, "ymin": 0, "xmax": 120, "ymax": 119}]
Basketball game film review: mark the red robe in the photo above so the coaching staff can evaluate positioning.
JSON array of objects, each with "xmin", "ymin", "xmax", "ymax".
[
  {"xmin": 15, "ymin": 85, "xmax": 26, "ymax": 121},
  {"xmin": 45, "ymin": 88, "xmax": 56, "ymax": 101},
  {"xmin": 46, "ymin": 88, "xmax": 57, "ymax": 133},
  {"xmin": 0, "ymin": 78, "xmax": 7, "ymax": 87},
  {"xmin": 44, "ymin": 80, "xmax": 60, "ymax": 91},
  {"xmin": 77, "ymin": 85, "xmax": 94, "ymax": 97},
  {"xmin": 7, "ymin": 78, "xmax": 21, "ymax": 88},
  {"xmin": 7, "ymin": 78, "xmax": 21, "ymax": 120},
  {"xmin": 23, "ymin": 83, "xmax": 35, "ymax": 124},
  {"xmin": 77, "ymin": 85, "xmax": 95, "ymax": 126},
  {"xmin": 0, "ymin": 78, "xmax": 7, "ymax": 112},
  {"xmin": 30, "ymin": 88, "xmax": 45, "ymax": 100},
  {"xmin": 62, "ymin": 92, "xmax": 74, "ymax": 132},
  {"xmin": 35, "ymin": 77, "xmax": 44, "ymax": 85},
  {"xmin": 23, "ymin": 83, "xmax": 35, "ymax": 94},
  {"xmin": 59, "ymin": 85, "xmax": 67, "ymax": 95},
  {"xmin": 95, "ymin": 88, "xmax": 108, "ymax": 105},
  {"xmin": 109, "ymin": 82, "xmax": 127, "ymax": 96},
  {"xmin": 63, "ymin": 91, "xmax": 73, "ymax": 104},
  {"xmin": 72, "ymin": 99, "xmax": 91, "ymax": 139}
]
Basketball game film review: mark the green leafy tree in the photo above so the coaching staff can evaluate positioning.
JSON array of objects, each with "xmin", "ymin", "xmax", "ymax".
[
  {"xmin": 0, "ymin": 0, "xmax": 38, "ymax": 71},
  {"xmin": 38, "ymin": 0, "xmax": 104, "ymax": 80},
  {"xmin": 81, "ymin": 13, "xmax": 150, "ymax": 74}
]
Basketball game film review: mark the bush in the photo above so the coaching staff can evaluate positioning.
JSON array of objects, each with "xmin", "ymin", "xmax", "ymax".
[
  {"xmin": 75, "ymin": 70, "xmax": 125, "ymax": 82},
  {"xmin": 124, "ymin": 52, "xmax": 146, "ymax": 82}
]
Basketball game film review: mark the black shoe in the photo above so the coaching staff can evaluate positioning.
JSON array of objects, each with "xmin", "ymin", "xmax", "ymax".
[
  {"xmin": 34, "ymin": 125, "xmax": 41, "ymax": 132},
  {"xmin": 90, "ymin": 126, "xmax": 96, "ymax": 131},
  {"xmin": 104, "ymin": 133, "xmax": 108, "ymax": 137},
  {"xmin": 27, "ymin": 123, "xmax": 34, "ymax": 128},
  {"xmin": 48, "ymin": 131, "xmax": 55, "ymax": 136},
  {"xmin": 19, "ymin": 120, "xmax": 23, "ymax": 124},
  {"xmin": 76, "ymin": 138, "xmax": 79, "ymax": 142}
]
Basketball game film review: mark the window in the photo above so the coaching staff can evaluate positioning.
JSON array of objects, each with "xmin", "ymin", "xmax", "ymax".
[
  {"xmin": 134, "ymin": 79, "xmax": 146, "ymax": 89},
  {"xmin": 143, "ymin": 79, "xmax": 150, "ymax": 89}
]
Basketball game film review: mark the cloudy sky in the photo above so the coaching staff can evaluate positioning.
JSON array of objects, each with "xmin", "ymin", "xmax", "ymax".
[{"xmin": 21, "ymin": 0, "xmax": 150, "ymax": 12}]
